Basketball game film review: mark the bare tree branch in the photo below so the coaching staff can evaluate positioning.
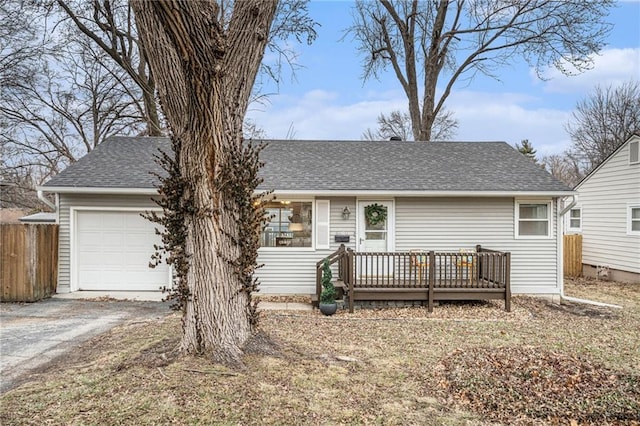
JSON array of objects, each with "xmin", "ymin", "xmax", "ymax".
[{"xmin": 348, "ymin": 0, "xmax": 613, "ymax": 141}]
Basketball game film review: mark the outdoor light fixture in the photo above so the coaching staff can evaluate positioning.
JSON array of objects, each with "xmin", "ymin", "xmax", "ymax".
[{"xmin": 342, "ymin": 206, "xmax": 351, "ymax": 220}]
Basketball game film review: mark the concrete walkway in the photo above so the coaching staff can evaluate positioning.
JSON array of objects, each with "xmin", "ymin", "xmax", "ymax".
[{"xmin": 258, "ymin": 302, "xmax": 313, "ymax": 311}]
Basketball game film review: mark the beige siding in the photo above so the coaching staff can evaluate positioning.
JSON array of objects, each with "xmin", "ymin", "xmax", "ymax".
[
  {"xmin": 56, "ymin": 194, "xmax": 159, "ymax": 293},
  {"xmin": 395, "ymin": 197, "xmax": 559, "ymax": 294},
  {"xmin": 576, "ymin": 137, "xmax": 640, "ymax": 274}
]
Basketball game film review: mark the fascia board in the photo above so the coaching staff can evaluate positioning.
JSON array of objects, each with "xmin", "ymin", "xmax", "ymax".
[{"xmin": 37, "ymin": 186, "xmax": 157, "ymax": 195}]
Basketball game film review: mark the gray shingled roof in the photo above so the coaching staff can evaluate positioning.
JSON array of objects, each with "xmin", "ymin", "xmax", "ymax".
[
  {"xmin": 44, "ymin": 136, "xmax": 170, "ymax": 189},
  {"xmin": 43, "ymin": 136, "xmax": 572, "ymax": 193}
]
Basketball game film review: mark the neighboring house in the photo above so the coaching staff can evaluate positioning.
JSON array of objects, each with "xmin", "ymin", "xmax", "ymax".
[
  {"xmin": 568, "ymin": 133, "xmax": 640, "ymax": 283},
  {"xmin": 40, "ymin": 136, "xmax": 574, "ymax": 297}
]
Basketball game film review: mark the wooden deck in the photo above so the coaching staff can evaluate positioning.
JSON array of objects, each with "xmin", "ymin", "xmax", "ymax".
[{"xmin": 316, "ymin": 245, "xmax": 511, "ymax": 313}]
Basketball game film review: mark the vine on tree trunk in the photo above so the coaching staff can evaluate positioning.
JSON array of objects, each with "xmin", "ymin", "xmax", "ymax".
[
  {"xmin": 215, "ymin": 139, "xmax": 272, "ymax": 325},
  {"xmin": 144, "ymin": 137, "xmax": 271, "ymax": 322},
  {"xmin": 144, "ymin": 137, "xmax": 192, "ymax": 312}
]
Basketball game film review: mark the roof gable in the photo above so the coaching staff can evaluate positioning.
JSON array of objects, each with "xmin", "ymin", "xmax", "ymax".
[
  {"xmin": 575, "ymin": 133, "xmax": 640, "ymax": 190},
  {"xmin": 43, "ymin": 136, "xmax": 572, "ymax": 194}
]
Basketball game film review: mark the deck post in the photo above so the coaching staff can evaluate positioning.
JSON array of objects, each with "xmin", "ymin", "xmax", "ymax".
[
  {"xmin": 428, "ymin": 251, "xmax": 435, "ymax": 313},
  {"xmin": 505, "ymin": 252, "xmax": 511, "ymax": 312},
  {"xmin": 348, "ymin": 249, "xmax": 355, "ymax": 313},
  {"xmin": 315, "ymin": 262, "xmax": 322, "ymax": 307}
]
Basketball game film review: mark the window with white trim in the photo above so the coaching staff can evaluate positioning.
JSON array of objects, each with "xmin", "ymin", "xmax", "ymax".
[
  {"xmin": 630, "ymin": 140, "xmax": 639, "ymax": 165},
  {"xmin": 516, "ymin": 200, "xmax": 552, "ymax": 238},
  {"xmin": 261, "ymin": 201, "xmax": 312, "ymax": 247},
  {"xmin": 567, "ymin": 207, "xmax": 582, "ymax": 232},
  {"xmin": 629, "ymin": 204, "xmax": 640, "ymax": 235}
]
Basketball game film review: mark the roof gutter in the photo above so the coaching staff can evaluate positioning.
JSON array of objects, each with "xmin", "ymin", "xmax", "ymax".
[
  {"xmin": 37, "ymin": 189, "xmax": 56, "ymax": 211},
  {"xmin": 37, "ymin": 186, "xmax": 157, "ymax": 195},
  {"xmin": 262, "ymin": 189, "xmax": 577, "ymax": 198}
]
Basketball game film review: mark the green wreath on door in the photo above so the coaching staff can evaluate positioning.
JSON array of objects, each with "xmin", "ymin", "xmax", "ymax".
[{"xmin": 365, "ymin": 203, "xmax": 387, "ymax": 226}]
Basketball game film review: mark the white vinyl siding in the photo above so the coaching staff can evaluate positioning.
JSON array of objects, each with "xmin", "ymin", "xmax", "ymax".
[
  {"xmin": 56, "ymin": 194, "xmax": 160, "ymax": 293},
  {"xmin": 575, "ymin": 136, "xmax": 640, "ymax": 274},
  {"xmin": 315, "ymin": 200, "xmax": 330, "ymax": 249},
  {"xmin": 57, "ymin": 194, "xmax": 560, "ymax": 295},
  {"xmin": 395, "ymin": 197, "xmax": 559, "ymax": 294}
]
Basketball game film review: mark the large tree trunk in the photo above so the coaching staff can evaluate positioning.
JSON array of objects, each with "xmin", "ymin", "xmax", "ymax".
[{"xmin": 132, "ymin": 0, "xmax": 277, "ymax": 364}]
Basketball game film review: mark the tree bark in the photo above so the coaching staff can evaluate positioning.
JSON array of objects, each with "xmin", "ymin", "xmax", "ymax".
[{"xmin": 132, "ymin": 0, "xmax": 277, "ymax": 364}]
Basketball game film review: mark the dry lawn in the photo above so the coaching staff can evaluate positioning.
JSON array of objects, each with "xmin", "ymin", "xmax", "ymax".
[{"xmin": 1, "ymin": 278, "xmax": 639, "ymax": 425}]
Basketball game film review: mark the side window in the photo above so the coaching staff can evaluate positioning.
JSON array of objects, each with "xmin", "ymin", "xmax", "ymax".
[
  {"xmin": 629, "ymin": 205, "xmax": 640, "ymax": 235},
  {"xmin": 516, "ymin": 200, "xmax": 552, "ymax": 238},
  {"xmin": 567, "ymin": 207, "xmax": 582, "ymax": 232}
]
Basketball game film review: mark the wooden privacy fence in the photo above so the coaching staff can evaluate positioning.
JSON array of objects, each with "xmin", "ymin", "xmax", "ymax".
[
  {"xmin": 1, "ymin": 224, "xmax": 58, "ymax": 302},
  {"xmin": 563, "ymin": 234, "xmax": 582, "ymax": 278}
]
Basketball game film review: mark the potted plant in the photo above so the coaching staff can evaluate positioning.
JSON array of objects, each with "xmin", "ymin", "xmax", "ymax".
[{"xmin": 319, "ymin": 259, "xmax": 337, "ymax": 316}]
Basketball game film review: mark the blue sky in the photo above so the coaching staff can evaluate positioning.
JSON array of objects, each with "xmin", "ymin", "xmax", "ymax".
[{"xmin": 247, "ymin": 0, "xmax": 640, "ymax": 156}]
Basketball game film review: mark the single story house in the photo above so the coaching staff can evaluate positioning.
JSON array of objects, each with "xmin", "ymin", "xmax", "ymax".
[
  {"xmin": 567, "ymin": 133, "xmax": 640, "ymax": 283},
  {"xmin": 40, "ymin": 136, "xmax": 574, "ymax": 298}
]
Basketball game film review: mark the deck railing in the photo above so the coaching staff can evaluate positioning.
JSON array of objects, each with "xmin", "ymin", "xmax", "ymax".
[
  {"xmin": 315, "ymin": 244, "xmax": 349, "ymax": 303},
  {"xmin": 317, "ymin": 244, "xmax": 510, "ymax": 313}
]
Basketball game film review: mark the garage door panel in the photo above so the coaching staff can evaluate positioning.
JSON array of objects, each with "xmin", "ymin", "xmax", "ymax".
[
  {"xmin": 78, "ymin": 230, "xmax": 103, "ymax": 246},
  {"xmin": 76, "ymin": 211, "xmax": 169, "ymax": 291},
  {"xmin": 102, "ymin": 213, "xmax": 126, "ymax": 229},
  {"xmin": 80, "ymin": 251, "xmax": 123, "ymax": 266}
]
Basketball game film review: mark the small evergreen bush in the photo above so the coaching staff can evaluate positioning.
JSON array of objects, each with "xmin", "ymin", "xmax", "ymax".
[{"xmin": 320, "ymin": 259, "xmax": 336, "ymax": 304}]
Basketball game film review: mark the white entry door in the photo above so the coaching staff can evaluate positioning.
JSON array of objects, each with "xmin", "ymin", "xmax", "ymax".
[{"xmin": 357, "ymin": 200, "xmax": 393, "ymax": 252}]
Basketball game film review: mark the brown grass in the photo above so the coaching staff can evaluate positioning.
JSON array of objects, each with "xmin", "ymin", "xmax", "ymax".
[{"xmin": 1, "ymin": 278, "xmax": 639, "ymax": 425}]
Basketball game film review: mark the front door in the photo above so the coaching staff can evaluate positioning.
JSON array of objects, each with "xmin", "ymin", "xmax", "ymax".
[
  {"xmin": 358, "ymin": 200, "xmax": 393, "ymax": 252},
  {"xmin": 358, "ymin": 200, "xmax": 394, "ymax": 278}
]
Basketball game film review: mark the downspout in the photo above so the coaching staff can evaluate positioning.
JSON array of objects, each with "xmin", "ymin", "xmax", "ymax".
[
  {"xmin": 559, "ymin": 194, "xmax": 577, "ymax": 216},
  {"xmin": 558, "ymin": 195, "xmax": 622, "ymax": 309},
  {"xmin": 37, "ymin": 189, "xmax": 57, "ymax": 212}
]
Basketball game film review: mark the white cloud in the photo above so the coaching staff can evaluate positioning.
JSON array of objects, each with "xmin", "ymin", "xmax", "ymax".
[
  {"xmin": 247, "ymin": 89, "xmax": 407, "ymax": 140},
  {"xmin": 247, "ymin": 88, "xmax": 572, "ymax": 155},
  {"xmin": 447, "ymin": 91, "xmax": 572, "ymax": 155},
  {"xmin": 536, "ymin": 47, "xmax": 640, "ymax": 93}
]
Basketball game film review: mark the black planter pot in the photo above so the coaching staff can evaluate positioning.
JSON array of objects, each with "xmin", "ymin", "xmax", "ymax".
[{"xmin": 319, "ymin": 302, "xmax": 338, "ymax": 316}]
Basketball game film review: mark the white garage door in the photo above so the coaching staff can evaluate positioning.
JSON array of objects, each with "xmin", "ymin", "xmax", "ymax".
[{"xmin": 76, "ymin": 210, "xmax": 170, "ymax": 291}]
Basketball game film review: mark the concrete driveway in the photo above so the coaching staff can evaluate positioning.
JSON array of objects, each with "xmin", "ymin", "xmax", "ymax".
[{"xmin": 0, "ymin": 297, "xmax": 171, "ymax": 393}]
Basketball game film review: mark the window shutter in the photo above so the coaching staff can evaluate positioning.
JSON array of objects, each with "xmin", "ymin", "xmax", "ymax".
[{"xmin": 315, "ymin": 200, "xmax": 330, "ymax": 249}]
